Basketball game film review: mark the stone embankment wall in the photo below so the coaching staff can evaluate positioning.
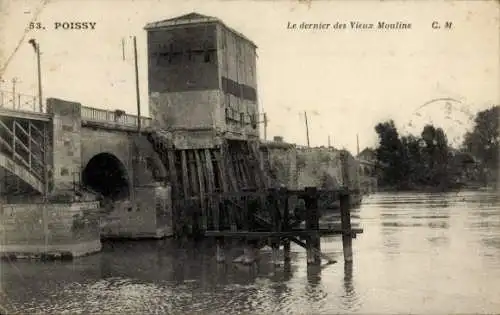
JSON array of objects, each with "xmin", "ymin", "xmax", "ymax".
[
  {"xmin": 261, "ymin": 140, "xmax": 362, "ymax": 208},
  {"xmin": 99, "ymin": 184, "xmax": 173, "ymax": 239},
  {"xmin": 260, "ymin": 141, "xmax": 298, "ymax": 189},
  {"xmin": 0, "ymin": 201, "xmax": 101, "ymax": 258}
]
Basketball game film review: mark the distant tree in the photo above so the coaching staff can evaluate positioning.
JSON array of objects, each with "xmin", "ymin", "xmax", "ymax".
[
  {"xmin": 374, "ymin": 120, "xmax": 404, "ymax": 187},
  {"xmin": 462, "ymin": 105, "xmax": 499, "ymax": 184},
  {"xmin": 374, "ymin": 118, "xmax": 455, "ymax": 190},
  {"xmin": 433, "ymin": 127, "xmax": 451, "ymax": 186},
  {"xmin": 400, "ymin": 135, "xmax": 423, "ymax": 188},
  {"xmin": 415, "ymin": 124, "xmax": 449, "ymax": 186}
]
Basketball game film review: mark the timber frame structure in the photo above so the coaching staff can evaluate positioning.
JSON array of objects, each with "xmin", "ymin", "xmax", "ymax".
[
  {"xmin": 148, "ymin": 128, "xmax": 362, "ymax": 265},
  {"xmin": 147, "ymin": 131, "xmax": 269, "ymax": 236}
]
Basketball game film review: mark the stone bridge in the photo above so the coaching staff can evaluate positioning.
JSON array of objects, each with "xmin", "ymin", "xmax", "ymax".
[
  {"xmin": 0, "ymin": 97, "xmax": 173, "ymax": 239},
  {"xmin": 0, "ymin": 98, "xmax": 165, "ymax": 199}
]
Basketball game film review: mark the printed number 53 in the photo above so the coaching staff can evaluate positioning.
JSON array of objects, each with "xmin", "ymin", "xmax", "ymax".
[{"xmin": 29, "ymin": 22, "xmax": 44, "ymax": 30}]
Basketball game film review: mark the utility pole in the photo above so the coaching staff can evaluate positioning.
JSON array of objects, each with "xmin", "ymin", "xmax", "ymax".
[
  {"xmin": 304, "ymin": 111, "xmax": 310, "ymax": 147},
  {"xmin": 133, "ymin": 36, "xmax": 141, "ymax": 132},
  {"xmin": 28, "ymin": 39, "xmax": 43, "ymax": 112},
  {"xmin": 356, "ymin": 133, "xmax": 360, "ymax": 156},
  {"xmin": 122, "ymin": 38, "xmax": 126, "ymax": 61},
  {"xmin": 263, "ymin": 113, "xmax": 268, "ymax": 141}
]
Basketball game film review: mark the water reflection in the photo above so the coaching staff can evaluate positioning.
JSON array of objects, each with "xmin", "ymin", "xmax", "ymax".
[
  {"xmin": 341, "ymin": 262, "xmax": 361, "ymax": 311},
  {"xmin": 2, "ymin": 191, "xmax": 500, "ymax": 314}
]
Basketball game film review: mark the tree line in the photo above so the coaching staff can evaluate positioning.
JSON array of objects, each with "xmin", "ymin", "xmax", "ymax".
[{"xmin": 373, "ymin": 105, "xmax": 499, "ymax": 191}]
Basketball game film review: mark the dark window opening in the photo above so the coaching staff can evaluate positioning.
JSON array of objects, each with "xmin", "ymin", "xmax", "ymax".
[
  {"xmin": 221, "ymin": 76, "xmax": 257, "ymax": 101},
  {"xmin": 61, "ymin": 168, "xmax": 69, "ymax": 176},
  {"xmin": 251, "ymin": 114, "xmax": 257, "ymax": 129},
  {"xmin": 240, "ymin": 112, "xmax": 245, "ymax": 126}
]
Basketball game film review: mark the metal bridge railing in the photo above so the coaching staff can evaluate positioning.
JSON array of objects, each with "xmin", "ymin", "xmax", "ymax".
[
  {"xmin": 0, "ymin": 90, "xmax": 44, "ymax": 113},
  {"xmin": 0, "ymin": 89, "xmax": 152, "ymax": 129}
]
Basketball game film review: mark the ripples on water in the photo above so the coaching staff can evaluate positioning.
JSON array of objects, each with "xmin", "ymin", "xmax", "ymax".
[{"xmin": 1, "ymin": 191, "xmax": 500, "ymax": 314}]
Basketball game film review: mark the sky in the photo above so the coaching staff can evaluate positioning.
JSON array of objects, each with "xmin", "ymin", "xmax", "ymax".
[{"xmin": 0, "ymin": 0, "xmax": 499, "ymax": 155}]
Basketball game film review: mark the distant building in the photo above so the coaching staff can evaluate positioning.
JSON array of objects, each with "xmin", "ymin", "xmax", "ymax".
[
  {"xmin": 356, "ymin": 147, "xmax": 378, "ymax": 194},
  {"xmin": 145, "ymin": 12, "xmax": 260, "ymax": 149},
  {"xmin": 357, "ymin": 147, "xmax": 376, "ymax": 162}
]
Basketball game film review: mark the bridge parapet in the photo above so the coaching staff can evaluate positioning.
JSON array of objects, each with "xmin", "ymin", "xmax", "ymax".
[{"xmin": 81, "ymin": 106, "xmax": 152, "ymax": 129}]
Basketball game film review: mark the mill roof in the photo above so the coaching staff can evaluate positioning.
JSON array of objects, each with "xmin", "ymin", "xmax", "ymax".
[{"xmin": 144, "ymin": 12, "xmax": 257, "ymax": 48}]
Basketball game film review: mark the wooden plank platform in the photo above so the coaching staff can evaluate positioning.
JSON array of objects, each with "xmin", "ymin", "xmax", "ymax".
[{"xmin": 205, "ymin": 228, "xmax": 363, "ymax": 238}]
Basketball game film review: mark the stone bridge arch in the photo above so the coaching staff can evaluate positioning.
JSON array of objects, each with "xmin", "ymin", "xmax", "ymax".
[
  {"xmin": 79, "ymin": 128, "xmax": 167, "ymax": 199},
  {"xmin": 81, "ymin": 152, "xmax": 130, "ymax": 200},
  {"xmin": 80, "ymin": 129, "xmax": 134, "ymax": 196}
]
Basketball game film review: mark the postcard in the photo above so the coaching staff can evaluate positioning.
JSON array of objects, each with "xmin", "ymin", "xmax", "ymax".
[{"xmin": 1, "ymin": 1, "xmax": 499, "ymax": 314}]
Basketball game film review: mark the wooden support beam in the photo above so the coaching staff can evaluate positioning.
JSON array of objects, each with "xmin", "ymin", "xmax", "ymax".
[
  {"xmin": 180, "ymin": 150, "xmax": 191, "ymax": 234},
  {"xmin": 233, "ymin": 154, "xmax": 246, "ymax": 189},
  {"xmin": 166, "ymin": 150, "xmax": 178, "ymax": 194},
  {"xmin": 180, "ymin": 150, "xmax": 189, "ymax": 198},
  {"xmin": 213, "ymin": 149, "xmax": 228, "ymax": 193},
  {"xmin": 204, "ymin": 149, "xmax": 217, "ymax": 230},
  {"xmin": 194, "ymin": 150, "xmax": 207, "ymax": 230},
  {"xmin": 270, "ymin": 188, "xmax": 281, "ymax": 266},
  {"xmin": 289, "ymin": 236, "xmax": 336, "ymax": 264},
  {"xmin": 340, "ymin": 191, "xmax": 353, "ymax": 263},
  {"xmin": 166, "ymin": 150, "xmax": 180, "ymax": 236},
  {"xmin": 243, "ymin": 151, "xmax": 258, "ymax": 190},
  {"xmin": 224, "ymin": 148, "xmax": 238, "ymax": 192},
  {"xmin": 305, "ymin": 186, "xmax": 321, "ymax": 265},
  {"xmin": 252, "ymin": 142, "xmax": 269, "ymax": 189},
  {"xmin": 216, "ymin": 237, "xmax": 225, "ymax": 263},
  {"xmin": 187, "ymin": 150, "xmax": 200, "ymax": 234},
  {"xmin": 239, "ymin": 151, "xmax": 252, "ymax": 189},
  {"xmin": 281, "ymin": 186, "xmax": 291, "ymax": 262},
  {"xmin": 204, "ymin": 229, "xmax": 362, "ymax": 238},
  {"xmin": 207, "ymin": 190, "xmax": 268, "ymax": 198},
  {"xmin": 188, "ymin": 151, "xmax": 198, "ymax": 196},
  {"xmin": 241, "ymin": 194, "xmax": 250, "ymax": 232}
]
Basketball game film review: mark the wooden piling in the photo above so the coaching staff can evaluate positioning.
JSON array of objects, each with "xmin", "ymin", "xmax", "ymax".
[
  {"xmin": 339, "ymin": 191, "xmax": 353, "ymax": 263},
  {"xmin": 166, "ymin": 150, "xmax": 180, "ymax": 237},
  {"xmin": 214, "ymin": 194, "xmax": 221, "ymax": 231},
  {"xmin": 194, "ymin": 150, "xmax": 207, "ymax": 231},
  {"xmin": 281, "ymin": 187, "xmax": 291, "ymax": 262},
  {"xmin": 305, "ymin": 187, "xmax": 321, "ymax": 265},
  {"xmin": 213, "ymin": 149, "xmax": 229, "ymax": 193},
  {"xmin": 242, "ymin": 193, "xmax": 250, "ymax": 232},
  {"xmin": 225, "ymin": 151, "xmax": 239, "ymax": 192},
  {"xmin": 180, "ymin": 150, "xmax": 189, "ymax": 198},
  {"xmin": 216, "ymin": 237, "xmax": 225, "ymax": 263},
  {"xmin": 269, "ymin": 188, "xmax": 281, "ymax": 266}
]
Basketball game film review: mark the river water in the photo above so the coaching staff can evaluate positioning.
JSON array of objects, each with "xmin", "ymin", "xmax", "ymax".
[{"xmin": 1, "ymin": 191, "xmax": 499, "ymax": 314}]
